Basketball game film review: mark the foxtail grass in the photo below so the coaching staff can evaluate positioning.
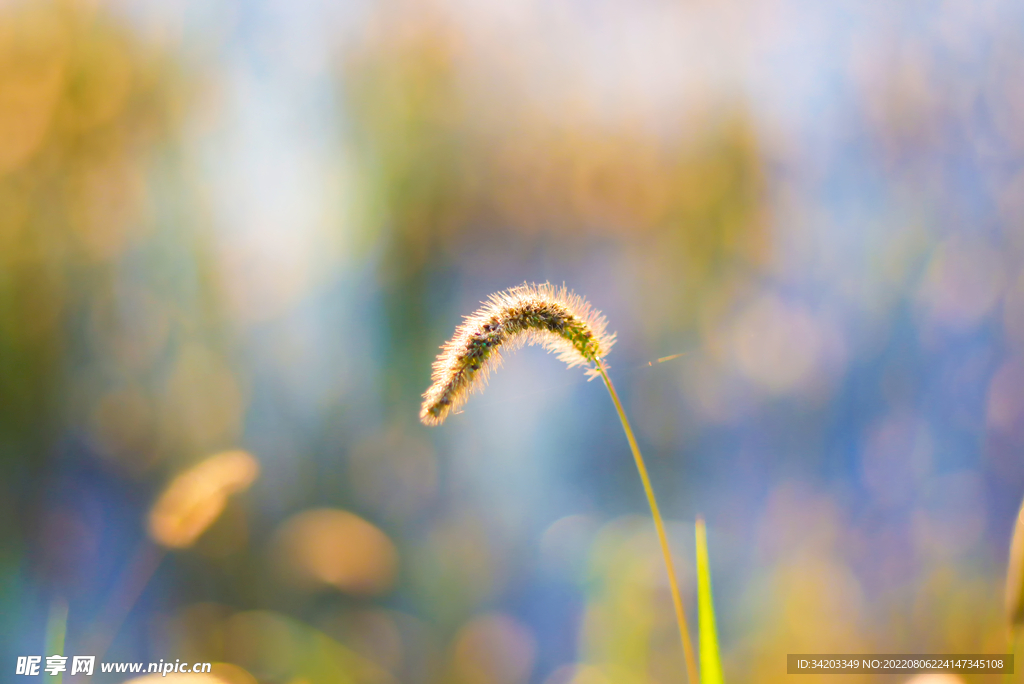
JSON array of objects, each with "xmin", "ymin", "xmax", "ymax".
[
  {"xmin": 421, "ymin": 282, "xmax": 698, "ymax": 683},
  {"xmin": 420, "ymin": 283, "xmax": 614, "ymax": 425}
]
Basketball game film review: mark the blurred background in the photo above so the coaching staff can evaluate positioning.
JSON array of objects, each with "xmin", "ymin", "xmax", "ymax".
[{"xmin": 2, "ymin": 0, "xmax": 1024, "ymax": 682}]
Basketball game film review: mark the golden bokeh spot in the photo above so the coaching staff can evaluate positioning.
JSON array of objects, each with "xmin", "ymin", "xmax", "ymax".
[
  {"xmin": 148, "ymin": 450, "xmax": 260, "ymax": 549},
  {"xmin": 208, "ymin": 663, "xmax": 259, "ymax": 684},
  {"xmin": 122, "ymin": 663, "xmax": 257, "ymax": 684},
  {"xmin": 122, "ymin": 674, "xmax": 230, "ymax": 684},
  {"xmin": 271, "ymin": 509, "xmax": 398, "ymax": 596},
  {"xmin": 903, "ymin": 676, "xmax": 965, "ymax": 684},
  {"xmin": 0, "ymin": 4, "xmax": 67, "ymax": 176}
]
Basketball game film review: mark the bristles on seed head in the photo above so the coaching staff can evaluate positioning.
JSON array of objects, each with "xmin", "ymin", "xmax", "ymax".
[{"xmin": 420, "ymin": 282, "xmax": 615, "ymax": 425}]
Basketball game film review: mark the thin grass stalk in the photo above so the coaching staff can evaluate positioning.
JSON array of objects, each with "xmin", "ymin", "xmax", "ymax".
[
  {"xmin": 596, "ymin": 360, "xmax": 698, "ymax": 684},
  {"xmin": 45, "ymin": 597, "xmax": 68, "ymax": 684},
  {"xmin": 420, "ymin": 284, "xmax": 698, "ymax": 682}
]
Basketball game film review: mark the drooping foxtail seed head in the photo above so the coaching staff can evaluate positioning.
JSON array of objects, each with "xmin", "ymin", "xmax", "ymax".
[{"xmin": 420, "ymin": 283, "xmax": 615, "ymax": 425}]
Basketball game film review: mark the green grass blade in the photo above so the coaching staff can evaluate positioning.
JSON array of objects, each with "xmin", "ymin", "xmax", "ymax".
[
  {"xmin": 696, "ymin": 518, "xmax": 723, "ymax": 684},
  {"xmin": 45, "ymin": 597, "xmax": 68, "ymax": 684}
]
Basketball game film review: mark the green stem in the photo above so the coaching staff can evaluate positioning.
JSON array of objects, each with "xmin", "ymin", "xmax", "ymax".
[
  {"xmin": 596, "ymin": 360, "xmax": 698, "ymax": 684},
  {"xmin": 45, "ymin": 597, "xmax": 68, "ymax": 684}
]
